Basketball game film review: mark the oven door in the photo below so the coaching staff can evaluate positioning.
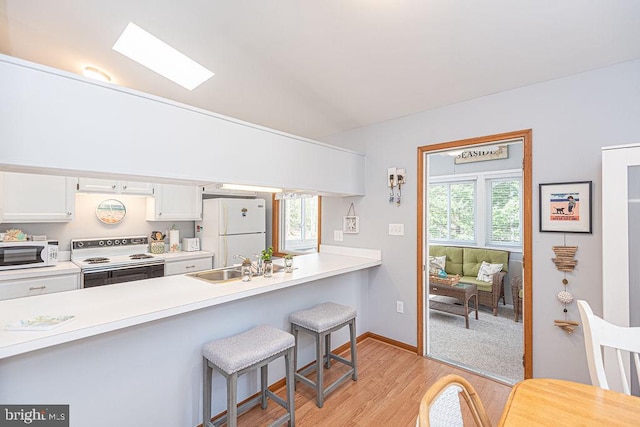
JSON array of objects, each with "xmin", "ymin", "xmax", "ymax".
[{"xmin": 83, "ymin": 264, "xmax": 165, "ymax": 288}]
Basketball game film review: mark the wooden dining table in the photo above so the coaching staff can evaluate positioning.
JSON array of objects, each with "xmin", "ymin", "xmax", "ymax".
[{"xmin": 498, "ymin": 378, "xmax": 640, "ymax": 426}]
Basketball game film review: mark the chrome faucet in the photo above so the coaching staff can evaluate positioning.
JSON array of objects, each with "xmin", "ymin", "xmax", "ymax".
[
  {"xmin": 233, "ymin": 254, "xmax": 250, "ymax": 263},
  {"xmin": 233, "ymin": 254, "xmax": 262, "ymax": 275}
]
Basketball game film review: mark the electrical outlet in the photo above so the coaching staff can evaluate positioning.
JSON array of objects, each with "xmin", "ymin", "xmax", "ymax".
[
  {"xmin": 396, "ymin": 300, "xmax": 404, "ymax": 313},
  {"xmin": 334, "ymin": 230, "xmax": 343, "ymax": 241}
]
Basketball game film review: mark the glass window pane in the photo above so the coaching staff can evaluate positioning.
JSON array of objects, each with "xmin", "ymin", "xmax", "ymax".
[
  {"xmin": 428, "ymin": 184, "xmax": 448, "ymax": 239},
  {"xmin": 282, "ymin": 196, "xmax": 318, "ymax": 253},
  {"xmin": 450, "ymin": 182, "xmax": 475, "ymax": 241},
  {"xmin": 489, "ymin": 179, "xmax": 521, "ymax": 244}
]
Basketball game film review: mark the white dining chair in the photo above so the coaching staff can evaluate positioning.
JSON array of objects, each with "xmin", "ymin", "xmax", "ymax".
[
  {"xmin": 577, "ymin": 300, "xmax": 640, "ymax": 395},
  {"xmin": 416, "ymin": 374, "xmax": 492, "ymax": 427}
]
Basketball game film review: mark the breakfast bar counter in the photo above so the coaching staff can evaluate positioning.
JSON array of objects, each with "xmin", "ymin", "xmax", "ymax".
[{"xmin": 0, "ymin": 246, "xmax": 380, "ymax": 427}]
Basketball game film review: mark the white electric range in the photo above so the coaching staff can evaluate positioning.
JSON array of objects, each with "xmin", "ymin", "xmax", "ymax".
[{"xmin": 71, "ymin": 236, "xmax": 164, "ymax": 287}]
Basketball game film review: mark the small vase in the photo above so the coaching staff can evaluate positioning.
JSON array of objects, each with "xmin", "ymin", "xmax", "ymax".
[
  {"xmin": 284, "ymin": 257, "xmax": 293, "ymax": 273},
  {"xmin": 263, "ymin": 260, "xmax": 273, "ymax": 277}
]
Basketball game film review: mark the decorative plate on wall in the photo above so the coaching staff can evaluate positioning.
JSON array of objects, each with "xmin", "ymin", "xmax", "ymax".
[{"xmin": 96, "ymin": 199, "xmax": 126, "ymax": 224}]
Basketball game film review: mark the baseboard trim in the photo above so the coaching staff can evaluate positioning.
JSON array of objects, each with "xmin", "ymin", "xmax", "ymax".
[{"xmin": 364, "ymin": 332, "xmax": 417, "ymax": 353}]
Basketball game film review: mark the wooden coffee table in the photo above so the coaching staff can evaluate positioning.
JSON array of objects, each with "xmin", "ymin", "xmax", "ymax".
[{"xmin": 429, "ymin": 279, "xmax": 478, "ymax": 328}]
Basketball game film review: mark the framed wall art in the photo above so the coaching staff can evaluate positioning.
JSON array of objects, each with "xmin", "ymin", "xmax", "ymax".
[{"xmin": 539, "ymin": 181, "xmax": 592, "ymax": 233}]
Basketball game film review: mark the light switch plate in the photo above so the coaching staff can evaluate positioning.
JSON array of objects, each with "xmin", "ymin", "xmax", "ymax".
[
  {"xmin": 389, "ymin": 223, "xmax": 404, "ymax": 236},
  {"xmin": 334, "ymin": 230, "xmax": 344, "ymax": 241}
]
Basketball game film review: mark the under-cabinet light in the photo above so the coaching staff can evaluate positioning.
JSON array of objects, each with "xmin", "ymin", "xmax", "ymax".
[
  {"xmin": 112, "ymin": 22, "xmax": 214, "ymax": 90},
  {"xmin": 220, "ymin": 184, "xmax": 283, "ymax": 193},
  {"xmin": 83, "ymin": 66, "xmax": 111, "ymax": 82}
]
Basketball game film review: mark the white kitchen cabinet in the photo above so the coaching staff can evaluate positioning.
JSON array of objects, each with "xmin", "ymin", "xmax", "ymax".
[
  {"xmin": 77, "ymin": 178, "xmax": 153, "ymax": 195},
  {"xmin": 0, "ymin": 272, "xmax": 80, "ymax": 301},
  {"xmin": 146, "ymin": 184, "xmax": 202, "ymax": 221},
  {"xmin": 0, "ymin": 172, "xmax": 75, "ymax": 223},
  {"xmin": 164, "ymin": 255, "xmax": 213, "ymax": 276}
]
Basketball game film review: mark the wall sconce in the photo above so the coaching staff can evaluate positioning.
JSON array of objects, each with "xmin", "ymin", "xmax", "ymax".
[{"xmin": 387, "ymin": 167, "xmax": 406, "ymax": 206}]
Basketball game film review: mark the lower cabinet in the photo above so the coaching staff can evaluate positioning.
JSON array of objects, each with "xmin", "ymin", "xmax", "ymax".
[
  {"xmin": 0, "ymin": 272, "xmax": 81, "ymax": 301},
  {"xmin": 164, "ymin": 256, "xmax": 213, "ymax": 276}
]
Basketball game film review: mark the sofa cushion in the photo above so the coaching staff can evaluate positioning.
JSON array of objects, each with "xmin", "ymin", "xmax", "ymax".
[
  {"xmin": 429, "ymin": 245, "xmax": 463, "ymax": 275},
  {"xmin": 459, "ymin": 276, "xmax": 494, "ymax": 293},
  {"xmin": 462, "ymin": 248, "xmax": 509, "ymax": 277}
]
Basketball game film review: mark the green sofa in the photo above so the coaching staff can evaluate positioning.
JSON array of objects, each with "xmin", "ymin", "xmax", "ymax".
[{"xmin": 429, "ymin": 245, "xmax": 509, "ymax": 315}]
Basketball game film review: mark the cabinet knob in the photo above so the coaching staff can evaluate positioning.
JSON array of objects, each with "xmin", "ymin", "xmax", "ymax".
[
  {"xmin": 112, "ymin": 184, "xmax": 117, "ymax": 189},
  {"xmin": 123, "ymin": 185, "xmax": 127, "ymax": 190},
  {"xmin": 158, "ymin": 212, "xmax": 162, "ymax": 216},
  {"xmin": 67, "ymin": 211, "xmax": 72, "ymax": 216},
  {"xmin": 185, "ymin": 265, "xmax": 196, "ymax": 269},
  {"xmin": 29, "ymin": 285, "xmax": 46, "ymax": 290}
]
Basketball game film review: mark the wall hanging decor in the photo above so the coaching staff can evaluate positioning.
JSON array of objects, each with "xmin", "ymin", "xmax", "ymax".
[
  {"xmin": 343, "ymin": 203, "xmax": 360, "ymax": 234},
  {"xmin": 539, "ymin": 181, "xmax": 592, "ymax": 233},
  {"xmin": 552, "ymin": 241, "xmax": 580, "ymax": 334},
  {"xmin": 96, "ymin": 199, "xmax": 126, "ymax": 224}
]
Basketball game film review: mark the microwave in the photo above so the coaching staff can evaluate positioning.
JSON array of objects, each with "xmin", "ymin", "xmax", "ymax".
[{"xmin": 0, "ymin": 241, "xmax": 58, "ymax": 271}]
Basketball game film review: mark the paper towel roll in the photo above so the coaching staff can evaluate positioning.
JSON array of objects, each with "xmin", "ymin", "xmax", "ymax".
[{"xmin": 169, "ymin": 229, "xmax": 180, "ymax": 252}]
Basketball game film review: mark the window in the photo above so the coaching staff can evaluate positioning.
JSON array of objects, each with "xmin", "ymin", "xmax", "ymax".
[
  {"xmin": 428, "ymin": 172, "xmax": 521, "ymax": 248},
  {"xmin": 273, "ymin": 195, "xmax": 321, "ymax": 254},
  {"xmin": 487, "ymin": 178, "xmax": 522, "ymax": 245},
  {"xmin": 428, "ymin": 181, "xmax": 475, "ymax": 242}
]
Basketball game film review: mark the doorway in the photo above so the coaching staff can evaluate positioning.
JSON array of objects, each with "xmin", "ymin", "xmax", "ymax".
[{"xmin": 416, "ymin": 130, "xmax": 533, "ymax": 382}]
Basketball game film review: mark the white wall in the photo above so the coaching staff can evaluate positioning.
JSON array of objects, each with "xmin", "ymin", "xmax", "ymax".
[{"xmin": 321, "ymin": 58, "xmax": 640, "ymax": 382}]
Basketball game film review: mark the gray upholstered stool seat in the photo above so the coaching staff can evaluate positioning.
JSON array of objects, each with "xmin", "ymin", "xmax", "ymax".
[
  {"xmin": 289, "ymin": 302, "xmax": 357, "ymax": 408},
  {"xmin": 202, "ymin": 325, "xmax": 295, "ymax": 427}
]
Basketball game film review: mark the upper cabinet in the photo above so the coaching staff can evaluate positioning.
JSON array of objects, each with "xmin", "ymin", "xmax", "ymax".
[
  {"xmin": 0, "ymin": 56, "xmax": 365, "ymax": 196},
  {"xmin": 0, "ymin": 172, "xmax": 75, "ymax": 223},
  {"xmin": 146, "ymin": 184, "xmax": 202, "ymax": 221},
  {"xmin": 77, "ymin": 178, "xmax": 153, "ymax": 195}
]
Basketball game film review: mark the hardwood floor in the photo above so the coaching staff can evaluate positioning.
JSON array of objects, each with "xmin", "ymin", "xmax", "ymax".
[{"xmin": 236, "ymin": 337, "xmax": 512, "ymax": 426}]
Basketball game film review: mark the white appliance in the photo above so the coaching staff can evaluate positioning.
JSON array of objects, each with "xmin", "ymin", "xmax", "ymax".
[
  {"xmin": 195, "ymin": 198, "xmax": 266, "ymax": 268},
  {"xmin": 0, "ymin": 240, "xmax": 58, "ymax": 271},
  {"xmin": 182, "ymin": 237, "xmax": 200, "ymax": 252}
]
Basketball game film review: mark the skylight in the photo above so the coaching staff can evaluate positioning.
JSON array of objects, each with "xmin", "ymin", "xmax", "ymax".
[{"xmin": 112, "ymin": 22, "xmax": 214, "ymax": 90}]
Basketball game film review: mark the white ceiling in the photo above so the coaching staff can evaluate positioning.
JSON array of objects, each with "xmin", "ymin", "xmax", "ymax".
[{"xmin": 1, "ymin": 1, "xmax": 640, "ymax": 139}]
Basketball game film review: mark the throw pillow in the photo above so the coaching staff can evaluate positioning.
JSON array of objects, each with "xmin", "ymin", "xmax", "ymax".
[
  {"xmin": 476, "ymin": 261, "xmax": 503, "ymax": 282},
  {"xmin": 429, "ymin": 256, "xmax": 446, "ymax": 275}
]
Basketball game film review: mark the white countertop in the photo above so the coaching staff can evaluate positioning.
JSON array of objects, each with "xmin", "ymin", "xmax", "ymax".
[
  {"xmin": 0, "ymin": 248, "xmax": 380, "ymax": 359},
  {"xmin": 0, "ymin": 262, "xmax": 80, "ymax": 281}
]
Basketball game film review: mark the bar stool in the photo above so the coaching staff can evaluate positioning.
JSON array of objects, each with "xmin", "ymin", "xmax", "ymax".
[
  {"xmin": 202, "ymin": 325, "xmax": 295, "ymax": 427},
  {"xmin": 289, "ymin": 302, "xmax": 357, "ymax": 408}
]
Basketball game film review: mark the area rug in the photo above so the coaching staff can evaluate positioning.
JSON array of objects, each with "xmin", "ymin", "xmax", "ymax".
[{"xmin": 428, "ymin": 296, "xmax": 524, "ymax": 384}]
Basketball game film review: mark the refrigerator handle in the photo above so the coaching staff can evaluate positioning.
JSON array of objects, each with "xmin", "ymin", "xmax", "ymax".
[
  {"xmin": 223, "ymin": 203, "xmax": 228, "ymax": 235},
  {"xmin": 223, "ymin": 236, "xmax": 228, "ymax": 267}
]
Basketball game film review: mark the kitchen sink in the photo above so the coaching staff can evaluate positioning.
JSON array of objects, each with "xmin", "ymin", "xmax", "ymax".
[
  {"xmin": 188, "ymin": 268, "xmax": 243, "ymax": 283},
  {"xmin": 187, "ymin": 263, "xmax": 287, "ymax": 284}
]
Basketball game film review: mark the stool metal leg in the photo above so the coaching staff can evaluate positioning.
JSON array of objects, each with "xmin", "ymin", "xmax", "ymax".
[
  {"xmin": 260, "ymin": 365, "xmax": 268, "ymax": 410},
  {"xmin": 203, "ymin": 358, "xmax": 213, "ymax": 427},
  {"xmin": 291, "ymin": 324, "xmax": 298, "ymax": 390},
  {"xmin": 227, "ymin": 372, "xmax": 238, "ymax": 427},
  {"xmin": 316, "ymin": 331, "xmax": 325, "ymax": 408},
  {"xmin": 285, "ymin": 348, "xmax": 295, "ymax": 427},
  {"xmin": 324, "ymin": 333, "xmax": 331, "ymax": 369},
  {"xmin": 350, "ymin": 318, "xmax": 358, "ymax": 380}
]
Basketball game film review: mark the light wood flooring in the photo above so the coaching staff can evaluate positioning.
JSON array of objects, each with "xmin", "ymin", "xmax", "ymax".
[{"xmin": 236, "ymin": 337, "xmax": 512, "ymax": 426}]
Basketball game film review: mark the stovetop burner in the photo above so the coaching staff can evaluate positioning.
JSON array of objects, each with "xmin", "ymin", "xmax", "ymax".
[
  {"xmin": 84, "ymin": 257, "xmax": 110, "ymax": 264},
  {"xmin": 130, "ymin": 254, "xmax": 154, "ymax": 260}
]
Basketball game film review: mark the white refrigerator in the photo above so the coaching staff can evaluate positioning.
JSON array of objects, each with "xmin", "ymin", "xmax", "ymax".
[{"xmin": 195, "ymin": 198, "xmax": 266, "ymax": 268}]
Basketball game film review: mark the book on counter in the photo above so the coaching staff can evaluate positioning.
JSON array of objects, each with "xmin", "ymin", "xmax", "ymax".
[{"xmin": 5, "ymin": 315, "xmax": 75, "ymax": 331}]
